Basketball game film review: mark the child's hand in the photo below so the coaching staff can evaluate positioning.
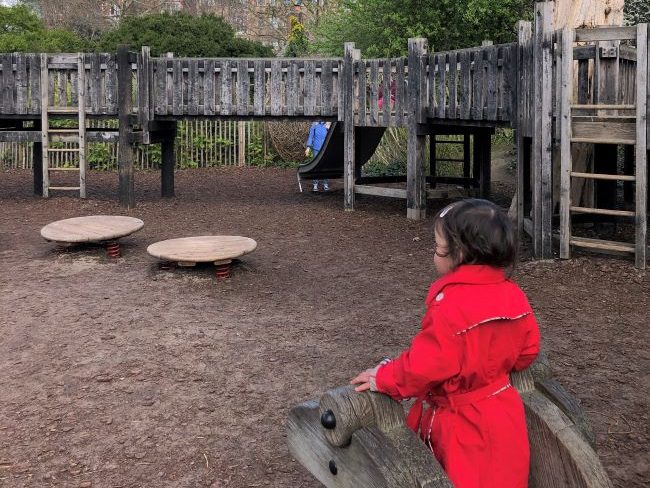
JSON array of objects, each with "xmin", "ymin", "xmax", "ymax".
[{"xmin": 350, "ymin": 366, "xmax": 380, "ymax": 392}]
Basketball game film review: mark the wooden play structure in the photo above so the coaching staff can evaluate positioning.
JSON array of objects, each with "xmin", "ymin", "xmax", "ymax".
[
  {"xmin": 0, "ymin": 1, "xmax": 647, "ymax": 267},
  {"xmin": 40, "ymin": 215, "xmax": 144, "ymax": 258},
  {"xmin": 147, "ymin": 235, "xmax": 257, "ymax": 278},
  {"xmin": 287, "ymin": 352, "xmax": 612, "ymax": 488}
]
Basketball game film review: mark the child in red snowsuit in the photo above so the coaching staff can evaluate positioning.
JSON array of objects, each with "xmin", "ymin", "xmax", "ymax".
[{"xmin": 352, "ymin": 199, "xmax": 540, "ymax": 488}]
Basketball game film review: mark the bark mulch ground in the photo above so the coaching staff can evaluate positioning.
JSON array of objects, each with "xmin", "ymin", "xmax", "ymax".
[{"xmin": 0, "ymin": 168, "xmax": 647, "ymax": 487}]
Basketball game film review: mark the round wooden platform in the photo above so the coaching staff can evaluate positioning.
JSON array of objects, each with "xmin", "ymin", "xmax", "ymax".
[
  {"xmin": 41, "ymin": 215, "xmax": 144, "ymax": 244},
  {"xmin": 146, "ymin": 236, "xmax": 258, "ymax": 265}
]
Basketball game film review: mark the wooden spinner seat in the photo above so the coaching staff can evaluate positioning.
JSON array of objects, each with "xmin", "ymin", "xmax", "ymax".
[
  {"xmin": 41, "ymin": 215, "xmax": 144, "ymax": 258},
  {"xmin": 147, "ymin": 235, "xmax": 257, "ymax": 278}
]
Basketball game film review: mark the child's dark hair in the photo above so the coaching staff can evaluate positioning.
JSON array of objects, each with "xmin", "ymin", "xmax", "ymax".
[{"xmin": 434, "ymin": 199, "xmax": 517, "ymax": 269}]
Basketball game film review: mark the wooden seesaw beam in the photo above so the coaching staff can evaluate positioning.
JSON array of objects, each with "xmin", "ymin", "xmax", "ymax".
[{"xmin": 287, "ymin": 352, "xmax": 612, "ymax": 488}]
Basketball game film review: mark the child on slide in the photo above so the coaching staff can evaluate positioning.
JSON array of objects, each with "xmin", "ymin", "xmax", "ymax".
[{"xmin": 351, "ymin": 199, "xmax": 541, "ymax": 488}]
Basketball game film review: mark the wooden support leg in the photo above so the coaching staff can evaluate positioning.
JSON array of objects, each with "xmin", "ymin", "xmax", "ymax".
[
  {"xmin": 161, "ymin": 121, "xmax": 177, "ymax": 198},
  {"xmin": 463, "ymin": 133, "xmax": 471, "ymax": 189},
  {"xmin": 33, "ymin": 119, "xmax": 43, "ymax": 196},
  {"xmin": 117, "ymin": 45, "xmax": 135, "ymax": 208},
  {"xmin": 429, "ymin": 134, "xmax": 437, "ymax": 189},
  {"xmin": 407, "ymin": 126, "xmax": 427, "ymax": 220},
  {"xmin": 479, "ymin": 130, "xmax": 492, "ymax": 198}
]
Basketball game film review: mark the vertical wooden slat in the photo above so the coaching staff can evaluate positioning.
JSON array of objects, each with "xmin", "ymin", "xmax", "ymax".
[
  {"xmin": 213, "ymin": 59, "xmax": 222, "ymax": 113},
  {"xmin": 253, "ymin": 60, "xmax": 265, "ymax": 116},
  {"xmin": 154, "ymin": 59, "xmax": 166, "ymax": 115},
  {"xmin": 286, "ymin": 61, "xmax": 298, "ymax": 116},
  {"xmin": 459, "ymin": 50, "xmax": 471, "ymax": 119},
  {"xmin": 472, "ymin": 49, "xmax": 484, "ymax": 119},
  {"xmin": 270, "ymin": 60, "xmax": 282, "ymax": 116},
  {"xmin": 635, "ymin": 23, "xmax": 647, "ymax": 268},
  {"xmin": 237, "ymin": 59, "xmax": 249, "ymax": 116},
  {"xmin": 435, "ymin": 53, "xmax": 446, "ymax": 119},
  {"xmin": 89, "ymin": 54, "xmax": 100, "ymax": 113},
  {"xmin": 486, "ymin": 46, "xmax": 498, "ymax": 120},
  {"xmin": 28, "ymin": 55, "xmax": 41, "ymax": 114},
  {"xmin": 181, "ymin": 59, "xmax": 189, "ymax": 115},
  {"xmin": 15, "ymin": 54, "xmax": 27, "ymax": 115},
  {"xmin": 172, "ymin": 59, "xmax": 183, "ymax": 115},
  {"xmin": 304, "ymin": 60, "xmax": 316, "ymax": 116},
  {"xmin": 428, "ymin": 54, "xmax": 436, "ymax": 119},
  {"xmin": 221, "ymin": 60, "xmax": 233, "ymax": 115},
  {"xmin": 118, "ymin": 46, "xmax": 135, "ymax": 208},
  {"xmin": 448, "ymin": 51, "xmax": 457, "ymax": 119},
  {"xmin": 0, "ymin": 54, "xmax": 14, "ymax": 114},
  {"xmin": 56, "ymin": 71, "xmax": 66, "ymax": 107},
  {"xmin": 321, "ymin": 59, "xmax": 333, "ymax": 116},
  {"xmin": 368, "ymin": 60, "xmax": 380, "ymax": 125},
  {"xmin": 382, "ymin": 60, "xmax": 391, "ymax": 126},
  {"xmin": 188, "ymin": 58, "xmax": 200, "ymax": 115},
  {"xmin": 357, "ymin": 60, "xmax": 367, "ymax": 125},
  {"xmin": 501, "ymin": 45, "xmax": 514, "ymax": 122},
  {"xmin": 105, "ymin": 54, "xmax": 117, "ymax": 113},
  {"xmin": 516, "ymin": 21, "xmax": 533, "ymax": 235},
  {"xmin": 395, "ymin": 58, "xmax": 405, "ymax": 126},
  {"xmin": 204, "ymin": 59, "xmax": 215, "ymax": 115}
]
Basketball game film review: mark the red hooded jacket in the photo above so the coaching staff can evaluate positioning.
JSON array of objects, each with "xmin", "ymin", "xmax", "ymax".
[{"xmin": 375, "ymin": 265, "xmax": 540, "ymax": 488}]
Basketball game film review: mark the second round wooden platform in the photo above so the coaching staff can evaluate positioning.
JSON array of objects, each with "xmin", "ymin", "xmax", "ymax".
[
  {"xmin": 147, "ymin": 236, "xmax": 258, "ymax": 264},
  {"xmin": 41, "ymin": 215, "xmax": 144, "ymax": 243}
]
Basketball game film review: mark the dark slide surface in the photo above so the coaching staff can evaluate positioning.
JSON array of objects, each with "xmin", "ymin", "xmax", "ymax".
[{"xmin": 297, "ymin": 123, "xmax": 386, "ymax": 179}]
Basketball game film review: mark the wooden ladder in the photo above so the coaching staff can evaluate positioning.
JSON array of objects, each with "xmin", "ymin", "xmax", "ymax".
[
  {"xmin": 559, "ymin": 25, "xmax": 648, "ymax": 269},
  {"xmin": 40, "ymin": 53, "xmax": 87, "ymax": 198}
]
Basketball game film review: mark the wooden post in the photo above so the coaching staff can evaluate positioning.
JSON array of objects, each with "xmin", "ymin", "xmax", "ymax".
[
  {"xmin": 117, "ymin": 45, "xmax": 135, "ymax": 208},
  {"xmin": 343, "ymin": 43, "xmax": 359, "ymax": 211},
  {"xmin": 635, "ymin": 23, "xmax": 647, "ymax": 269},
  {"xmin": 478, "ymin": 129, "xmax": 492, "ymax": 198},
  {"xmin": 32, "ymin": 118, "xmax": 42, "ymax": 195},
  {"xmin": 560, "ymin": 27, "xmax": 574, "ymax": 259},
  {"xmin": 407, "ymin": 38, "xmax": 428, "ymax": 220},
  {"xmin": 161, "ymin": 121, "xmax": 177, "ymax": 197},
  {"xmin": 532, "ymin": 2, "xmax": 554, "ymax": 258},
  {"xmin": 516, "ymin": 20, "xmax": 532, "ymax": 236},
  {"xmin": 139, "ymin": 46, "xmax": 152, "ymax": 145}
]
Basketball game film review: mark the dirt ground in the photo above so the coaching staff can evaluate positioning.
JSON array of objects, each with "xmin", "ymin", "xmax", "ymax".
[{"xmin": 0, "ymin": 167, "xmax": 647, "ymax": 488}]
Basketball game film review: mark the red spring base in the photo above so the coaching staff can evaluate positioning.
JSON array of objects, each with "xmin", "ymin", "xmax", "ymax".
[
  {"xmin": 215, "ymin": 262, "xmax": 231, "ymax": 279},
  {"xmin": 105, "ymin": 242, "xmax": 121, "ymax": 258}
]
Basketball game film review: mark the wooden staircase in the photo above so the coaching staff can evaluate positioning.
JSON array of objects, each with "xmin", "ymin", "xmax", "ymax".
[
  {"xmin": 40, "ymin": 53, "xmax": 87, "ymax": 198},
  {"xmin": 559, "ymin": 25, "xmax": 648, "ymax": 269}
]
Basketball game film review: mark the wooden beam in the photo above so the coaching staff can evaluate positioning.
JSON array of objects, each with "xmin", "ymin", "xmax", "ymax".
[
  {"xmin": 161, "ymin": 121, "xmax": 177, "ymax": 198},
  {"xmin": 117, "ymin": 46, "xmax": 135, "ymax": 208},
  {"xmin": 343, "ymin": 43, "xmax": 359, "ymax": 211},
  {"xmin": 635, "ymin": 23, "xmax": 648, "ymax": 269}
]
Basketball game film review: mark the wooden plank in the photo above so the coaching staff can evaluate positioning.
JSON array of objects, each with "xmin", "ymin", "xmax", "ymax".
[
  {"xmin": 560, "ymin": 27, "xmax": 574, "ymax": 259},
  {"xmin": 343, "ymin": 44, "xmax": 359, "ymax": 210},
  {"xmin": 28, "ymin": 55, "xmax": 41, "ymax": 114},
  {"xmin": 357, "ymin": 60, "xmax": 367, "ymax": 125},
  {"xmin": 570, "ymin": 236, "xmax": 635, "ymax": 253},
  {"xmin": 321, "ymin": 59, "xmax": 334, "ymax": 117},
  {"xmin": 15, "ymin": 54, "xmax": 27, "ymax": 115},
  {"xmin": 501, "ymin": 45, "xmax": 514, "ymax": 122},
  {"xmin": 221, "ymin": 60, "xmax": 233, "ymax": 115},
  {"xmin": 104, "ymin": 54, "xmax": 117, "ymax": 113},
  {"xmin": 570, "ymin": 171, "xmax": 635, "ymax": 181},
  {"xmin": 77, "ymin": 53, "xmax": 86, "ymax": 198},
  {"xmin": 286, "ymin": 61, "xmax": 298, "ymax": 116},
  {"xmin": 253, "ymin": 59, "xmax": 265, "ymax": 116},
  {"xmin": 172, "ymin": 59, "xmax": 183, "ymax": 116},
  {"xmin": 635, "ymin": 23, "xmax": 647, "ymax": 268},
  {"xmin": 204, "ymin": 59, "xmax": 215, "ymax": 115},
  {"xmin": 382, "ymin": 60, "xmax": 391, "ymax": 126},
  {"xmin": 459, "ymin": 50, "xmax": 472, "ymax": 120},
  {"xmin": 368, "ymin": 60, "xmax": 379, "ymax": 125},
  {"xmin": 89, "ymin": 53, "xmax": 101, "ymax": 113},
  {"xmin": 486, "ymin": 46, "xmax": 498, "ymax": 120},
  {"xmin": 436, "ymin": 53, "xmax": 446, "ymax": 119},
  {"xmin": 448, "ymin": 51, "xmax": 458, "ymax": 119},
  {"xmin": 354, "ymin": 185, "xmax": 407, "ymax": 198},
  {"xmin": 472, "ymin": 49, "xmax": 483, "ymax": 119},
  {"xmin": 40, "ymin": 53, "xmax": 49, "ymax": 197},
  {"xmin": 407, "ymin": 38, "xmax": 428, "ymax": 220},
  {"xmin": 571, "ymin": 120, "xmax": 636, "ymax": 143},
  {"xmin": 181, "ymin": 59, "xmax": 189, "ymax": 114},
  {"xmin": 237, "ymin": 59, "xmax": 249, "ymax": 116},
  {"xmin": 70, "ymin": 67, "xmax": 78, "ymax": 106},
  {"xmin": 213, "ymin": 59, "xmax": 222, "ymax": 114},
  {"xmin": 270, "ymin": 60, "xmax": 282, "ymax": 116},
  {"xmin": 427, "ymin": 54, "xmax": 436, "ymax": 119},
  {"xmin": 304, "ymin": 60, "xmax": 316, "ymax": 116},
  {"xmin": 570, "ymin": 206, "xmax": 635, "ymax": 217},
  {"xmin": 154, "ymin": 59, "xmax": 167, "ymax": 115},
  {"xmin": 188, "ymin": 58, "xmax": 200, "ymax": 115},
  {"xmin": 395, "ymin": 58, "xmax": 405, "ymax": 126},
  {"xmin": 117, "ymin": 46, "xmax": 135, "ymax": 208},
  {"xmin": 56, "ymin": 70, "xmax": 66, "ymax": 107},
  {"xmin": 574, "ymin": 26, "xmax": 637, "ymax": 42},
  {"xmin": 138, "ymin": 47, "xmax": 151, "ymax": 140}
]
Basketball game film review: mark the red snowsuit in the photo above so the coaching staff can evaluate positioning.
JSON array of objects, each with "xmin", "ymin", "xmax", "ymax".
[{"xmin": 375, "ymin": 265, "xmax": 540, "ymax": 488}]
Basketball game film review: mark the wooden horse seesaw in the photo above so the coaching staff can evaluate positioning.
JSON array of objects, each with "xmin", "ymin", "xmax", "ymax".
[{"xmin": 287, "ymin": 352, "xmax": 613, "ymax": 488}]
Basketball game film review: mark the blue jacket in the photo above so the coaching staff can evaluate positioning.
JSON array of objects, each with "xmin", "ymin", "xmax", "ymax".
[{"xmin": 307, "ymin": 122, "xmax": 329, "ymax": 153}]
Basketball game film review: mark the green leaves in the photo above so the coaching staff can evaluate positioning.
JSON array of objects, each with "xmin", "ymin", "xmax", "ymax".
[
  {"xmin": 96, "ymin": 12, "xmax": 274, "ymax": 57},
  {"xmin": 312, "ymin": 0, "xmax": 533, "ymax": 57}
]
